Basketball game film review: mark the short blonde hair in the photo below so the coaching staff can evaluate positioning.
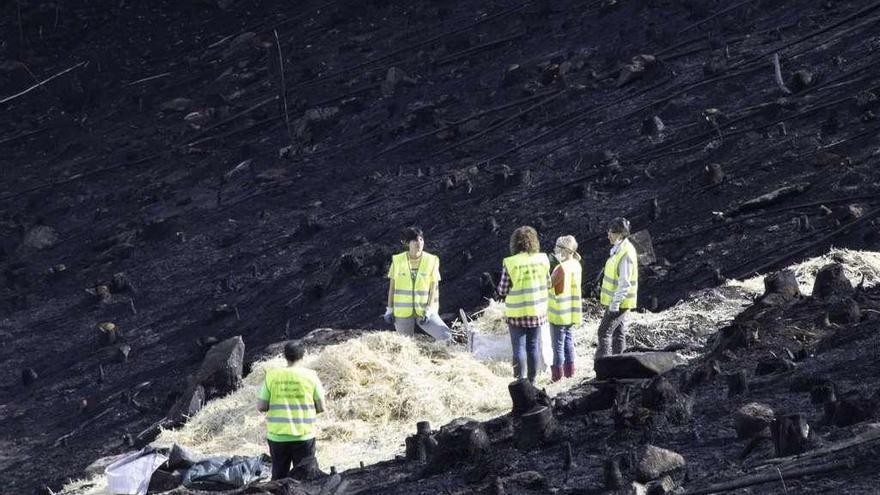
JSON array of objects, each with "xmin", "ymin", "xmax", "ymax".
[
  {"xmin": 555, "ymin": 235, "xmax": 581, "ymax": 261},
  {"xmin": 510, "ymin": 226, "xmax": 540, "ymax": 255}
]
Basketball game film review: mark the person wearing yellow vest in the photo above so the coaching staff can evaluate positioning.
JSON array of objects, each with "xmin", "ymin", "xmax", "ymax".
[
  {"xmin": 549, "ymin": 235, "xmax": 583, "ymax": 382},
  {"xmin": 383, "ymin": 227, "xmax": 452, "ymax": 341},
  {"xmin": 595, "ymin": 217, "xmax": 638, "ymax": 361},
  {"xmin": 495, "ymin": 226, "xmax": 551, "ymax": 384},
  {"xmin": 257, "ymin": 342, "xmax": 325, "ymax": 481}
]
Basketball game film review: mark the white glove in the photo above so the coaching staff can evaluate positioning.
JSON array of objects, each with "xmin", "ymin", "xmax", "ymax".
[{"xmin": 383, "ymin": 307, "xmax": 394, "ymax": 324}]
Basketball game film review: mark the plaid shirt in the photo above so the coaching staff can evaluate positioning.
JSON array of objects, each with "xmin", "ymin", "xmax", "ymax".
[{"xmin": 496, "ymin": 267, "xmax": 549, "ymax": 328}]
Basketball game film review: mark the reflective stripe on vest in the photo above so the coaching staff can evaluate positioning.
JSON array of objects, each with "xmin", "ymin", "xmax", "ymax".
[
  {"xmin": 390, "ymin": 252, "xmax": 439, "ymax": 318},
  {"xmin": 549, "ymin": 258, "xmax": 583, "ymax": 325},
  {"xmin": 265, "ymin": 367, "xmax": 319, "ymax": 439},
  {"xmin": 599, "ymin": 239, "xmax": 638, "ymax": 309},
  {"xmin": 503, "ymin": 253, "xmax": 550, "ymax": 318}
]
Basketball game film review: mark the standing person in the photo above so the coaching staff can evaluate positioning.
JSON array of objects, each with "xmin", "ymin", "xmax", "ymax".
[
  {"xmin": 383, "ymin": 227, "xmax": 452, "ymax": 341},
  {"xmin": 548, "ymin": 235, "xmax": 583, "ymax": 382},
  {"xmin": 257, "ymin": 342, "xmax": 325, "ymax": 481},
  {"xmin": 594, "ymin": 217, "xmax": 638, "ymax": 362},
  {"xmin": 496, "ymin": 226, "xmax": 551, "ymax": 384}
]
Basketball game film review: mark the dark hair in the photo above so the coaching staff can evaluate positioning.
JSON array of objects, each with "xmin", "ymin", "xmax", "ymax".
[
  {"xmin": 608, "ymin": 217, "xmax": 631, "ymax": 237},
  {"xmin": 401, "ymin": 226, "xmax": 424, "ymax": 244},
  {"xmin": 509, "ymin": 226, "xmax": 540, "ymax": 255},
  {"xmin": 283, "ymin": 341, "xmax": 305, "ymax": 362}
]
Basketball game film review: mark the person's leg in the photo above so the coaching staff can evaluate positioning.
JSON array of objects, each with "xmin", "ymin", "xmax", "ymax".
[
  {"xmin": 288, "ymin": 438, "xmax": 317, "ymax": 474},
  {"xmin": 524, "ymin": 326, "xmax": 541, "ymax": 384},
  {"xmin": 611, "ymin": 311, "xmax": 628, "ymax": 354},
  {"xmin": 393, "ymin": 317, "xmax": 416, "ymax": 336},
  {"xmin": 508, "ymin": 324, "xmax": 526, "ymax": 379},
  {"xmin": 595, "ymin": 310, "xmax": 615, "ymax": 360},
  {"xmin": 549, "ymin": 324, "xmax": 564, "ymax": 381},
  {"xmin": 417, "ymin": 313, "xmax": 452, "ymax": 341},
  {"xmin": 268, "ymin": 439, "xmax": 293, "ymax": 481},
  {"xmin": 550, "ymin": 324, "xmax": 565, "ymax": 367},
  {"xmin": 563, "ymin": 326, "xmax": 576, "ymax": 377}
]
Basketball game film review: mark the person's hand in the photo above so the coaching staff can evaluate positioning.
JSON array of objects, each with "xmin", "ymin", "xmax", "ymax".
[
  {"xmin": 383, "ymin": 307, "xmax": 394, "ymax": 324},
  {"xmin": 419, "ymin": 309, "xmax": 434, "ymax": 324},
  {"xmin": 606, "ymin": 306, "xmax": 621, "ymax": 318}
]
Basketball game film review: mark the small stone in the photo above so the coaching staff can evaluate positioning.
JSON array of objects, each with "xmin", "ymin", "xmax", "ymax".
[
  {"xmin": 646, "ymin": 475, "xmax": 677, "ymax": 495},
  {"xmin": 115, "ymin": 344, "xmax": 132, "ymax": 363},
  {"xmin": 381, "ymin": 67, "xmax": 416, "ymax": 96},
  {"xmin": 98, "ymin": 322, "xmax": 119, "ymax": 345},
  {"xmin": 790, "ymin": 69, "xmax": 813, "ymax": 92},
  {"xmin": 617, "ymin": 54, "xmax": 656, "ymax": 87},
  {"xmin": 734, "ymin": 402, "xmax": 774, "ymax": 439},
  {"xmin": 22, "ymin": 367, "xmax": 38, "ymax": 386},
  {"xmin": 160, "ymin": 98, "xmax": 194, "ymax": 112},
  {"xmin": 22, "ymin": 225, "xmax": 58, "ymax": 250},
  {"xmin": 636, "ymin": 444, "xmax": 685, "ymax": 482},
  {"xmin": 111, "ymin": 272, "xmax": 131, "ymax": 293}
]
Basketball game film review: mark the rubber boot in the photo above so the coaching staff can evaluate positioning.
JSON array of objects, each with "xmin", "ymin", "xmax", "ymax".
[
  {"xmin": 551, "ymin": 366, "xmax": 563, "ymax": 382},
  {"xmin": 563, "ymin": 362, "xmax": 576, "ymax": 378}
]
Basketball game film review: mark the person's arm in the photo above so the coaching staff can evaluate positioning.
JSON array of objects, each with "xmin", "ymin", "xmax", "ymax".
[
  {"xmin": 551, "ymin": 265, "xmax": 565, "ymax": 296},
  {"xmin": 387, "ymin": 278, "xmax": 395, "ymax": 309},
  {"xmin": 609, "ymin": 255, "xmax": 632, "ymax": 312},
  {"xmin": 495, "ymin": 267, "xmax": 511, "ymax": 299},
  {"xmin": 257, "ymin": 381, "xmax": 270, "ymax": 412},
  {"xmin": 426, "ymin": 259, "xmax": 440, "ymax": 314},
  {"xmin": 313, "ymin": 379, "xmax": 326, "ymax": 414}
]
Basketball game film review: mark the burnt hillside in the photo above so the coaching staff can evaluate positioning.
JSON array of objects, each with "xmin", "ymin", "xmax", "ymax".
[{"xmin": 1, "ymin": 0, "xmax": 879, "ymax": 492}]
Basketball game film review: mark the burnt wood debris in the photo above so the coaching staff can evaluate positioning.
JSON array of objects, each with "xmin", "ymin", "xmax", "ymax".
[{"xmin": 2, "ymin": 0, "xmax": 880, "ymax": 493}]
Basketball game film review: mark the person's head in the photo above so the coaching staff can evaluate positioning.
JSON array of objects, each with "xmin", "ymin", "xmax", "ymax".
[
  {"xmin": 554, "ymin": 235, "xmax": 581, "ymax": 261},
  {"xmin": 401, "ymin": 226, "xmax": 424, "ymax": 254},
  {"xmin": 607, "ymin": 217, "xmax": 630, "ymax": 244},
  {"xmin": 510, "ymin": 226, "xmax": 540, "ymax": 255},
  {"xmin": 283, "ymin": 341, "xmax": 305, "ymax": 364}
]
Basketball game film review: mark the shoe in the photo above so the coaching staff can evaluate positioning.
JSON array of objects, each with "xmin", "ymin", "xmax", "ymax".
[
  {"xmin": 551, "ymin": 366, "xmax": 563, "ymax": 382},
  {"xmin": 563, "ymin": 362, "xmax": 575, "ymax": 378}
]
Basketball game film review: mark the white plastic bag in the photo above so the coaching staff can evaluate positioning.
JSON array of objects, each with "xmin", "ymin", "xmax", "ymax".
[
  {"xmin": 468, "ymin": 324, "xmax": 553, "ymax": 372},
  {"xmin": 105, "ymin": 449, "xmax": 168, "ymax": 495}
]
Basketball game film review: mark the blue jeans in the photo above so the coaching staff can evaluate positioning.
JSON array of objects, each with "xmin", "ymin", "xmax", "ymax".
[
  {"xmin": 509, "ymin": 324, "xmax": 541, "ymax": 383},
  {"xmin": 550, "ymin": 324, "xmax": 574, "ymax": 367}
]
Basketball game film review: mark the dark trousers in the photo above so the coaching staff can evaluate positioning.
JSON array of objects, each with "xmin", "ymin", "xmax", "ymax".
[
  {"xmin": 268, "ymin": 438, "xmax": 316, "ymax": 481},
  {"xmin": 595, "ymin": 309, "xmax": 628, "ymax": 361},
  {"xmin": 509, "ymin": 324, "xmax": 541, "ymax": 383}
]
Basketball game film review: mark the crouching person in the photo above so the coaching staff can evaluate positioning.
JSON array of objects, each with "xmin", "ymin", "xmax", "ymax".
[
  {"xmin": 258, "ymin": 342, "xmax": 325, "ymax": 481},
  {"xmin": 384, "ymin": 226, "xmax": 452, "ymax": 341}
]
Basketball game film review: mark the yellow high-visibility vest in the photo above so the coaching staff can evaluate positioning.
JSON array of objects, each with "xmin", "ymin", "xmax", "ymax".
[
  {"xmin": 390, "ymin": 252, "xmax": 439, "ymax": 318},
  {"xmin": 549, "ymin": 258, "xmax": 583, "ymax": 325},
  {"xmin": 599, "ymin": 239, "xmax": 638, "ymax": 309},
  {"xmin": 503, "ymin": 252, "xmax": 550, "ymax": 319},
  {"xmin": 265, "ymin": 367, "xmax": 320, "ymax": 439}
]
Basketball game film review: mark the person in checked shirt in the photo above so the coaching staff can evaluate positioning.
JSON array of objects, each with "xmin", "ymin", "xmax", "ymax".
[{"xmin": 496, "ymin": 226, "xmax": 552, "ymax": 384}]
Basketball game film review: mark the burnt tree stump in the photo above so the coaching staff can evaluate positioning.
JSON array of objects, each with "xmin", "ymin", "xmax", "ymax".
[
  {"xmin": 514, "ymin": 406, "xmax": 558, "ymax": 450},
  {"xmin": 405, "ymin": 421, "xmax": 437, "ymax": 462},
  {"xmin": 711, "ymin": 320, "xmax": 761, "ymax": 354},
  {"xmin": 812, "ymin": 263, "xmax": 852, "ymax": 299},
  {"xmin": 424, "ymin": 419, "xmax": 489, "ymax": 475},
  {"xmin": 726, "ymin": 370, "xmax": 748, "ymax": 398},
  {"xmin": 771, "ymin": 414, "xmax": 810, "ymax": 457},
  {"xmin": 604, "ymin": 456, "xmax": 624, "ymax": 490},
  {"xmin": 828, "ymin": 297, "xmax": 861, "ymax": 324},
  {"xmin": 763, "ymin": 269, "xmax": 801, "ymax": 298},
  {"xmin": 508, "ymin": 379, "xmax": 549, "ymax": 415}
]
